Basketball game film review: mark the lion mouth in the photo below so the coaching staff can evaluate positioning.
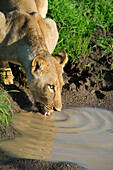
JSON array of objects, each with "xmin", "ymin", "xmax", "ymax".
[
  {"xmin": 35, "ymin": 102, "xmax": 51, "ymax": 116},
  {"xmin": 41, "ymin": 110, "xmax": 51, "ymax": 116}
]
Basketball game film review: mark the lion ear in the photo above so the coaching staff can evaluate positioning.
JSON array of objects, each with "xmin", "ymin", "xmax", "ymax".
[
  {"xmin": 31, "ymin": 56, "xmax": 48, "ymax": 73},
  {"xmin": 55, "ymin": 51, "xmax": 68, "ymax": 67}
]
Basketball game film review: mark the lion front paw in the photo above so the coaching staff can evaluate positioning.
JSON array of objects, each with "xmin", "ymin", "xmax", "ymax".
[{"xmin": 0, "ymin": 68, "xmax": 14, "ymax": 85}]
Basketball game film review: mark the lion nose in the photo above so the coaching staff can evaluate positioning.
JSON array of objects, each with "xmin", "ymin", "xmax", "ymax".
[
  {"xmin": 53, "ymin": 107, "xmax": 61, "ymax": 112},
  {"xmin": 54, "ymin": 97, "xmax": 62, "ymax": 112}
]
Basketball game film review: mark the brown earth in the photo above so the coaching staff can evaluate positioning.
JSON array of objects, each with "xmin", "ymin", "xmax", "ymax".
[{"xmin": 0, "ymin": 39, "xmax": 113, "ymax": 169}]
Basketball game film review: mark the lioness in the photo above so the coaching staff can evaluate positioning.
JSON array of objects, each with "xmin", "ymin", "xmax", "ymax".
[{"xmin": 0, "ymin": 0, "xmax": 68, "ymax": 115}]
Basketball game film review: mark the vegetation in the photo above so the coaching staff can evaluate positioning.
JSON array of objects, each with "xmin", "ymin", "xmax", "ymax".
[
  {"xmin": 48, "ymin": 0, "xmax": 113, "ymax": 61},
  {"xmin": 0, "ymin": 88, "xmax": 17, "ymax": 136}
]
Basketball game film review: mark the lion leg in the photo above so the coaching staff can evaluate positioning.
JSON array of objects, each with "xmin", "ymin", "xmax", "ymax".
[
  {"xmin": 44, "ymin": 18, "xmax": 59, "ymax": 54},
  {"xmin": 34, "ymin": 0, "xmax": 48, "ymax": 18},
  {"xmin": 0, "ymin": 61, "xmax": 14, "ymax": 85}
]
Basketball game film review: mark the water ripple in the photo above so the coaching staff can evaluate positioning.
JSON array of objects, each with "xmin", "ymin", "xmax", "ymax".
[{"xmin": 1, "ymin": 107, "xmax": 113, "ymax": 170}]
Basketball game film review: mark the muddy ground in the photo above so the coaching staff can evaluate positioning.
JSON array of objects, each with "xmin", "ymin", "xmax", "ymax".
[{"xmin": 0, "ymin": 42, "xmax": 113, "ymax": 169}]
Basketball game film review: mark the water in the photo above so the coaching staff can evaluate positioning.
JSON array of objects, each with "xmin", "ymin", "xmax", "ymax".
[{"xmin": 1, "ymin": 107, "xmax": 113, "ymax": 170}]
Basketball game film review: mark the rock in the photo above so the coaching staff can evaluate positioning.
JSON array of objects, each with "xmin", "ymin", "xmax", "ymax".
[{"xmin": 69, "ymin": 83, "xmax": 76, "ymax": 91}]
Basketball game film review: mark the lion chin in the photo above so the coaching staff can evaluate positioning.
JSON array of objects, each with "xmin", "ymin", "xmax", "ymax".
[{"xmin": 28, "ymin": 103, "xmax": 52, "ymax": 116}]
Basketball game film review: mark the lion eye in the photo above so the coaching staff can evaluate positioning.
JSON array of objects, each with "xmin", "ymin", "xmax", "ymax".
[
  {"xmin": 50, "ymin": 85, "xmax": 55, "ymax": 90},
  {"xmin": 48, "ymin": 85, "xmax": 55, "ymax": 92}
]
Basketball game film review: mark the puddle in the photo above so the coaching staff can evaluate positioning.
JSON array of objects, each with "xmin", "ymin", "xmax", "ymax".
[{"xmin": 0, "ymin": 107, "xmax": 113, "ymax": 170}]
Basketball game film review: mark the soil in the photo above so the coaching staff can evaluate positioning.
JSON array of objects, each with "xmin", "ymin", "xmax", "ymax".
[{"xmin": 0, "ymin": 35, "xmax": 113, "ymax": 169}]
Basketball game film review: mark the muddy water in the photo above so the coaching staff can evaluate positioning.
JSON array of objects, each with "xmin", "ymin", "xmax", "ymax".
[{"xmin": 1, "ymin": 107, "xmax": 113, "ymax": 170}]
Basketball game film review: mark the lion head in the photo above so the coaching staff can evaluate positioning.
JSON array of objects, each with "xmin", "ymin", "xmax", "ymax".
[{"xmin": 28, "ymin": 51, "xmax": 68, "ymax": 115}]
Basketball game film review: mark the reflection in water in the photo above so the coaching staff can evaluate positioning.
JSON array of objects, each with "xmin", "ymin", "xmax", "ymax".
[
  {"xmin": 1, "ymin": 107, "xmax": 113, "ymax": 170},
  {"xmin": 1, "ymin": 112, "xmax": 56, "ymax": 159}
]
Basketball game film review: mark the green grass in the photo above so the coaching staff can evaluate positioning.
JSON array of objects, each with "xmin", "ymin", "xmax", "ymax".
[
  {"xmin": 98, "ymin": 68, "xmax": 105, "ymax": 80},
  {"xmin": 48, "ymin": 0, "xmax": 113, "ymax": 61},
  {"xmin": 0, "ymin": 88, "xmax": 17, "ymax": 136}
]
